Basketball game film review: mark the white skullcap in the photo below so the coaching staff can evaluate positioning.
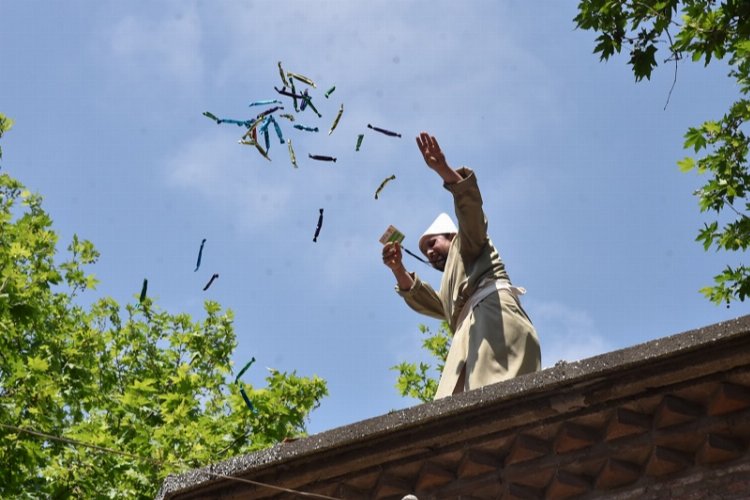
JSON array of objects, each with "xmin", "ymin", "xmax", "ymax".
[{"xmin": 418, "ymin": 213, "xmax": 457, "ymax": 253}]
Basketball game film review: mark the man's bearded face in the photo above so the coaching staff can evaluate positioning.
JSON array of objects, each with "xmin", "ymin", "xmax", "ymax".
[{"xmin": 420, "ymin": 234, "xmax": 454, "ymax": 271}]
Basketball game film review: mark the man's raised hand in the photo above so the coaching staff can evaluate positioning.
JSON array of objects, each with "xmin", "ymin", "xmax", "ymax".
[
  {"xmin": 416, "ymin": 132, "xmax": 463, "ymax": 184},
  {"xmin": 416, "ymin": 132, "xmax": 448, "ymax": 172}
]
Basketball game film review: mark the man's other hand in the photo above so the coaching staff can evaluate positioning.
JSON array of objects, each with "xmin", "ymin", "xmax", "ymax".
[{"xmin": 382, "ymin": 241, "xmax": 403, "ymax": 271}]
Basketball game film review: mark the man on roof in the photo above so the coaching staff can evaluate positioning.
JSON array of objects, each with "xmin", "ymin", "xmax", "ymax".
[{"xmin": 382, "ymin": 132, "xmax": 541, "ymax": 399}]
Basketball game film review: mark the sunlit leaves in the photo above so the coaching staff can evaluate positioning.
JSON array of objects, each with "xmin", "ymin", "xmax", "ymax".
[
  {"xmin": 0, "ymin": 113, "xmax": 12, "ymax": 161},
  {"xmin": 0, "ymin": 122, "xmax": 328, "ymax": 498},
  {"xmin": 0, "ymin": 113, "xmax": 13, "ymax": 135},
  {"xmin": 677, "ymin": 156, "xmax": 695, "ymax": 172},
  {"xmin": 391, "ymin": 322, "xmax": 452, "ymax": 402},
  {"xmin": 26, "ymin": 356, "xmax": 49, "ymax": 373},
  {"xmin": 684, "ymin": 125, "xmax": 708, "ymax": 152},
  {"xmin": 700, "ymin": 265, "xmax": 750, "ymax": 304}
]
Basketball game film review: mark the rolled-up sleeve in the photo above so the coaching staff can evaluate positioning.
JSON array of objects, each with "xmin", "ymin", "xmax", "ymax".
[
  {"xmin": 444, "ymin": 167, "xmax": 488, "ymax": 263},
  {"xmin": 396, "ymin": 272, "xmax": 445, "ymax": 320}
]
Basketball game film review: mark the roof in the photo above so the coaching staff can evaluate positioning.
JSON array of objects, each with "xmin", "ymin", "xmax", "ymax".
[{"xmin": 158, "ymin": 314, "xmax": 750, "ymax": 499}]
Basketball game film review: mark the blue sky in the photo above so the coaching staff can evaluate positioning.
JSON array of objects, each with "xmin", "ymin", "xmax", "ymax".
[{"xmin": 1, "ymin": 1, "xmax": 743, "ymax": 435}]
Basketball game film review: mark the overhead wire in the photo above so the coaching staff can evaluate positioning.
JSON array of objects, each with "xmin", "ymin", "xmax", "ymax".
[{"xmin": 0, "ymin": 422, "xmax": 342, "ymax": 500}]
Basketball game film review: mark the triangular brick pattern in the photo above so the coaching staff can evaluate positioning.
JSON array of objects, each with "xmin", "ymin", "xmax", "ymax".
[
  {"xmin": 159, "ymin": 316, "xmax": 750, "ymax": 500},
  {"xmin": 320, "ymin": 377, "xmax": 750, "ymax": 499}
]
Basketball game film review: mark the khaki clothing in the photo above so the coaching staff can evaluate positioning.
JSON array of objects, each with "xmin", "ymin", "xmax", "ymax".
[{"xmin": 397, "ymin": 167, "xmax": 541, "ymax": 399}]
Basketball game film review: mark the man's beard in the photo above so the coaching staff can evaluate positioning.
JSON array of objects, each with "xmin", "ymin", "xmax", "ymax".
[{"xmin": 431, "ymin": 256, "xmax": 447, "ymax": 271}]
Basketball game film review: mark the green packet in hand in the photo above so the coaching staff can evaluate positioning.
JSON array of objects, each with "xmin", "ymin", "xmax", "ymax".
[{"xmin": 379, "ymin": 225, "xmax": 405, "ymax": 245}]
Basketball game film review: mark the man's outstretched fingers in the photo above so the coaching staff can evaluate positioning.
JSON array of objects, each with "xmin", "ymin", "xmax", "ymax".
[
  {"xmin": 430, "ymin": 134, "xmax": 441, "ymax": 152},
  {"xmin": 416, "ymin": 134, "xmax": 426, "ymax": 153}
]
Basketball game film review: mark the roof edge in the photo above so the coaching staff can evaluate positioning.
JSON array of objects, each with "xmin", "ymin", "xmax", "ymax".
[{"xmin": 159, "ymin": 314, "xmax": 750, "ymax": 499}]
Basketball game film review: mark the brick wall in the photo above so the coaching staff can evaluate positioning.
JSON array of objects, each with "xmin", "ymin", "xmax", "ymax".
[{"xmin": 595, "ymin": 458, "xmax": 750, "ymax": 499}]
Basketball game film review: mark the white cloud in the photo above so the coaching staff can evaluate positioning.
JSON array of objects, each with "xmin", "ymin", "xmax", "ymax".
[
  {"xmin": 164, "ymin": 131, "xmax": 293, "ymax": 232},
  {"xmin": 109, "ymin": 5, "xmax": 203, "ymax": 83},
  {"xmin": 208, "ymin": 2, "xmax": 557, "ymax": 142},
  {"xmin": 528, "ymin": 300, "xmax": 611, "ymax": 367}
]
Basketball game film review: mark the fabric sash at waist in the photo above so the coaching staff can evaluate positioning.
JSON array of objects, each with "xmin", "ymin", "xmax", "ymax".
[{"xmin": 455, "ymin": 279, "xmax": 526, "ymax": 331}]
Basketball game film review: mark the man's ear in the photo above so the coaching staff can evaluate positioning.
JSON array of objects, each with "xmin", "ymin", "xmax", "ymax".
[{"xmin": 446, "ymin": 233, "xmax": 456, "ymax": 241}]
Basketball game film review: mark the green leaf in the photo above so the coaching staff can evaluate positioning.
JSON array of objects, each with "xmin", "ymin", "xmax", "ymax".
[
  {"xmin": 27, "ymin": 356, "xmax": 49, "ymax": 372},
  {"xmin": 85, "ymin": 273, "xmax": 99, "ymax": 290},
  {"xmin": 630, "ymin": 44, "xmax": 658, "ymax": 81},
  {"xmin": 0, "ymin": 113, "xmax": 13, "ymax": 135},
  {"xmin": 703, "ymin": 121, "xmax": 721, "ymax": 135},
  {"xmin": 737, "ymin": 40, "xmax": 750, "ymax": 53},
  {"xmin": 594, "ymin": 33, "xmax": 617, "ymax": 60},
  {"xmin": 683, "ymin": 127, "xmax": 707, "ymax": 152},
  {"xmin": 677, "ymin": 156, "xmax": 695, "ymax": 172}
]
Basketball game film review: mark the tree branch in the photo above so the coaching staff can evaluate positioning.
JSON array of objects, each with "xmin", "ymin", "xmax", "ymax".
[
  {"xmin": 663, "ymin": 27, "xmax": 679, "ymax": 110},
  {"xmin": 722, "ymin": 196, "xmax": 750, "ymax": 221}
]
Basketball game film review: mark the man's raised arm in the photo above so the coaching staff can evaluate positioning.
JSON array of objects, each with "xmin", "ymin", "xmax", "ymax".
[
  {"xmin": 416, "ymin": 132, "xmax": 488, "ymax": 262},
  {"xmin": 416, "ymin": 132, "xmax": 462, "ymax": 185}
]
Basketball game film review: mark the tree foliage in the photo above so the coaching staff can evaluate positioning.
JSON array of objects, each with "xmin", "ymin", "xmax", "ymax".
[
  {"xmin": 391, "ymin": 322, "xmax": 451, "ymax": 402},
  {"xmin": 575, "ymin": 0, "xmax": 750, "ymax": 304},
  {"xmin": 0, "ymin": 113, "xmax": 12, "ymax": 162},
  {"xmin": 0, "ymin": 119, "xmax": 328, "ymax": 498}
]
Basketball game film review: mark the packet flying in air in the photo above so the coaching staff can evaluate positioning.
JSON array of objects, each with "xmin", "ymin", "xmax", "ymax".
[{"xmin": 379, "ymin": 225, "xmax": 405, "ymax": 245}]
